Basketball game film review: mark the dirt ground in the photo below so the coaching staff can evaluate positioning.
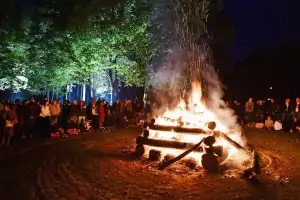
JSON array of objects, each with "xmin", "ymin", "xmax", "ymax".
[{"xmin": 0, "ymin": 128, "xmax": 300, "ymax": 200}]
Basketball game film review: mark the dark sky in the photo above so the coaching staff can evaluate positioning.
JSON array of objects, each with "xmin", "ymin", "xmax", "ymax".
[{"xmin": 225, "ymin": 0, "xmax": 300, "ymax": 61}]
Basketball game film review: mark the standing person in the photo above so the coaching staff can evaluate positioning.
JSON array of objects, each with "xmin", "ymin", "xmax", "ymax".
[
  {"xmin": 98, "ymin": 100, "xmax": 105, "ymax": 129},
  {"xmin": 282, "ymin": 98, "xmax": 293, "ymax": 132},
  {"xmin": 25, "ymin": 97, "xmax": 40, "ymax": 139},
  {"xmin": 49, "ymin": 100, "xmax": 61, "ymax": 135},
  {"xmin": 245, "ymin": 98, "xmax": 254, "ymax": 125},
  {"xmin": 68, "ymin": 100, "xmax": 80, "ymax": 134},
  {"xmin": 232, "ymin": 100, "xmax": 243, "ymax": 125},
  {"xmin": 266, "ymin": 99, "xmax": 279, "ymax": 121},
  {"xmin": 144, "ymin": 100, "xmax": 152, "ymax": 123},
  {"xmin": 62, "ymin": 100, "xmax": 70, "ymax": 131},
  {"xmin": 87, "ymin": 98, "xmax": 99, "ymax": 130},
  {"xmin": 0, "ymin": 104, "xmax": 17, "ymax": 146},
  {"xmin": 134, "ymin": 99, "xmax": 143, "ymax": 125},
  {"xmin": 0, "ymin": 102, "xmax": 3, "ymax": 112},
  {"xmin": 78, "ymin": 101, "xmax": 87, "ymax": 131},
  {"xmin": 112, "ymin": 99, "xmax": 121, "ymax": 127},
  {"xmin": 292, "ymin": 97, "xmax": 300, "ymax": 132},
  {"xmin": 40, "ymin": 100, "xmax": 51, "ymax": 137},
  {"xmin": 255, "ymin": 100, "xmax": 265, "ymax": 123},
  {"xmin": 12, "ymin": 99, "xmax": 22, "ymax": 139}
]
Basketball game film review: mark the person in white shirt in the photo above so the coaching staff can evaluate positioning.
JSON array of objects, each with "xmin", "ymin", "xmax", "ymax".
[{"xmin": 40, "ymin": 100, "xmax": 51, "ymax": 137}]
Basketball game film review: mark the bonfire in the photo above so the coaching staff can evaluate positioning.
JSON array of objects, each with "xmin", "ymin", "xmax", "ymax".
[{"xmin": 135, "ymin": 82, "xmax": 253, "ymax": 172}]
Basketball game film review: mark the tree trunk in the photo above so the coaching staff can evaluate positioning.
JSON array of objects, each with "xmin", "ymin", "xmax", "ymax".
[
  {"xmin": 143, "ymin": 87, "xmax": 147, "ymax": 106},
  {"xmin": 106, "ymin": 70, "xmax": 113, "ymax": 105},
  {"xmin": 51, "ymin": 87, "xmax": 55, "ymax": 101},
  {"xmin": 10, "ymin": 89, "xmax": 13, "ymax": 103},
  {"xmin": 47, "ymin": 89, "xmax": 50, "ymax": 100},
  {"xmin": 79, "ymin": 84, "xmax": 82, "ymax": 100},
  {"xmin": 82, "ymin": 84, "xmax": 86, "ymax": 101},
  {"xmin": 77, "ymin": 84, "xmax": 80, "ymax": 100},
  {"xmin": 65, "ymin": 85, "xmax": 68, "ymax": 100},
  {"xmin": 110, "ymin": 87, "xmax": 113, "ymax": 105},
  {"xmin": 90, "ymin": 76, "xmax": 94, "ymax": 98},
  {"xmin": 68, "ymin": 84, "xmax": 72, "ymax": 101}
]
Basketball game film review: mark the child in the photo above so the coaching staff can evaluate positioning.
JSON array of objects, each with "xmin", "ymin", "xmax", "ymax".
[
  {"xmin": 265, "ymin": 116, "xmax": 274, "ymax": 131},
  {"xmin": 84, "ymin": 120, "xmax": 92, "ymax": 132}
]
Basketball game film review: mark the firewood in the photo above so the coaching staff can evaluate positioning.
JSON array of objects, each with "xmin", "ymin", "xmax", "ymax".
[
  {"xmin": 158, "ymin": 138, "xmax": 205, "ymax": 170},
  {"xmin": 150, "ymin": 125, "xmax": 206, "ymax": 134},
  {"xmin": 136, "ymin": 136, "xmax": 203, "ymax": 152},
  {"xmin": 219, "ymin": 132, "xmax": 249, "ymax": 153},
  {"xmin": 135, "ymin": 144, "xmax": 145, "ymax": 157},
  {"xmin": 207, "ymin": 121, "xmax": 216, "ymax": 130},
  {"xmin": 143, "ymin": 129, "xmax": 149, "ymax": 138},
  {"xmin": 201, "ymin": 153, "xmax": 219, "ymax": 172},
  {"xmin": 182, "ymin": 158, "xmax": 199, "ymax": 169},
  {"xmin": 211, "ymin": 146, "xmax": 223, "ymax": 157},
  {"xmin": 163, "ymin": 154, "xmax": 175, "ymax": 162},
  {"xmin": 203, "ymin": 136, "xmax": 216, "ymax": 146},
  {"xmin": 149, "ymin": 149, "xmax": 161, "ymax": 161}
]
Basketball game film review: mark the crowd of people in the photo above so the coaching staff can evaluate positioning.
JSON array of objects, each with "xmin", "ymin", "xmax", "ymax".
[
  {"xmin": 0, "ymin": 95, "xmax": 299, "ymax": 147},
  {"xmin": 229, "ymin": 97, "xmax": 300, "ymax": 132},
  {"xmin": 0, "ymin": 97, "xmax": 152, "ymax": 146}
]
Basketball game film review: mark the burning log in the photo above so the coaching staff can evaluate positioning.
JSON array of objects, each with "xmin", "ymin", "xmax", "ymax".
[
  {"xmin": 206, "ymin": 121, "xmax": 217, "ymax": 130},
  {"xmin": 218, "ymin": 132, "xmax": 249, "ymax": 154},
  {"xmin": 136, "ymin": 136, "xmax": 204, "ymax": 152},
  {"xmin": 150, "ymin": 125, "xmax": 206, "ymax": 134},
  {"xmin": 158, "ymin": 138, "xmax": 205, "ymax": 170}
]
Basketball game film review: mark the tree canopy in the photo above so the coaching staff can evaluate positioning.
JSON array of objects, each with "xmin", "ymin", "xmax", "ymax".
[{"xmin": 0, "ymin": 0, "xmax": 155, "ymax": 94}]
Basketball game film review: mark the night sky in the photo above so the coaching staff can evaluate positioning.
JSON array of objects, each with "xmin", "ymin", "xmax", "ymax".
[{"xmin": 225, "ymin": 0, "xmax": 300, "ymax": 61}]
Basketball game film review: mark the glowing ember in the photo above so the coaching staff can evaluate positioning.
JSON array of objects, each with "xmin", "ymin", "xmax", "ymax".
[{"xmin": 144, "ymin": 82, "xmax": 248, "ymax": 166}]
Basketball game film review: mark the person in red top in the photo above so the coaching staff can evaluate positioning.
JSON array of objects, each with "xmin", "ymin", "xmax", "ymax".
[{"xmin": 98, "ymin": 100, "xmax": 105, "ymax": 129}]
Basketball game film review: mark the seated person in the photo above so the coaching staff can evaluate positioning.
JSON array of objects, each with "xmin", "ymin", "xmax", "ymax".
[
  {"xmin": 265, "ymin": 116, "xmax": 274, "ymax": 131},
  {"xmin": 274, "ymin": 120, "xmax": 283, "ymax": 131}
]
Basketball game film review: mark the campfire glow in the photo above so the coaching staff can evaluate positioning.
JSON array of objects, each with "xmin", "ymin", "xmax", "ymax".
[{"xmin": 144, "ymin": 82, "xmax": 247, "ymax": 166}]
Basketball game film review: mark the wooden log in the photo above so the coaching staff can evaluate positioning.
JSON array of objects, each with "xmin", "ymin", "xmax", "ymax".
[
  {"xmin": 136, "ymin": 136, "xmax": 204, "ymax": 152},
  {"xmin": 219, "ymin": 132, "xmax": 249, "ymax": 153},
  {"xmin": 149, "ymin": 125, "xmax": 206, "ymax": 134},
  {"xmin": 158, "ymin": 138, "xmax": 205, "ymax": 170},
  {"xmin": 143, "ymin": 129, "xmax": 149, "ymax": 138},
  {"xmin": 181, "ymin": 158, "xmax": 199, "ymax": 169},
  {"xmin": 203, "ymin": 136, "xmax": 216, "ymax": 146},
  {"xmin": 201, "ymin": 153, "xmax": 219, "ymax": 172},
  {"xmin": 135, "ymin": 144, "xmax": 145, "ymax": 157},
  {"xmin": 149, "ymin": 149, "xmax": 161, "ymax": 161},
  {"xmin": 163, "ymin": 154, "xmax": 175, "ymax": 162}
]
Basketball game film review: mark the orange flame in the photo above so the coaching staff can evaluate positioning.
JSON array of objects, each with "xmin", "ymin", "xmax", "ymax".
[{"xmin": 145, "ymin": 82, "xmax": 247, "ymax": 166}]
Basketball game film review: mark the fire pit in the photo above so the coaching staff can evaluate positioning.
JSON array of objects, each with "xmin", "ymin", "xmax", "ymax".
[
  {"xmin": 135, "ymin": 83, "xmax": 251, "ymax": 172},
  {"xmin": 136, "ymin": 121, "xmax": 237, "ymax": 171}
]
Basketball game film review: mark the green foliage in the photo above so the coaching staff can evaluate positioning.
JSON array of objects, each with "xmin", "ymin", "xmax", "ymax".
[{"xmin": 0, "ymin": 0, "xmax": 155, "ymax": 93}]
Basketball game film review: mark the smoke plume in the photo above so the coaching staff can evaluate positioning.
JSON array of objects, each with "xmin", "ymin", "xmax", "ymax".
[{"xmin": 149, "ymin": 0, "xmax": 243, "ymax": 143}]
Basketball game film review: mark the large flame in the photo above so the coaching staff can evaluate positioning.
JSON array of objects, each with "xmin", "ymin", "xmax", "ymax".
[{"xmin": 145, "ymin": 82, "xmax": 247, "ymax": 166}]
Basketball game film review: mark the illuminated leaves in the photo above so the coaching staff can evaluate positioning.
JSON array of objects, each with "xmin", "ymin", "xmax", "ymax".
[{"xmin": 0, "ymin": 0, "xmax": 155, "ymax": 93}]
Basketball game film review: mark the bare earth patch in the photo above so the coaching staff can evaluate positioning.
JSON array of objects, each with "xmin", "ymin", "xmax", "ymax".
[{"xmin": 1, "ymin": 128, "xmax": 300, "ymax": 200}]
